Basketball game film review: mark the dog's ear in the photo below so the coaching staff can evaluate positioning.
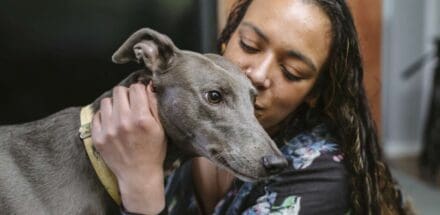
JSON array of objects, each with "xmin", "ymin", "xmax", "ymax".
[{"xmin": 112, "ymin": 28, "xmax": 176, "ymax": 72}]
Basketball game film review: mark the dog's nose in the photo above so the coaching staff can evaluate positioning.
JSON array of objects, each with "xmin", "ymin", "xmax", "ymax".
[{"xmin": 262, "ymin": 155, "xmax": 288, "ymax": 174}]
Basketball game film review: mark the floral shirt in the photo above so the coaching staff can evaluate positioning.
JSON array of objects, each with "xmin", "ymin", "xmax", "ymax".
[{"xmin": 161, "ymin": 125, "xmax": 349, "ymax": 215}]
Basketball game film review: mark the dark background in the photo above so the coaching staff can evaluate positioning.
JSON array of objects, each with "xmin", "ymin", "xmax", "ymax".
[{"xmin": 0, "ymin": 0, "xmax": 217, "ymax": 124}]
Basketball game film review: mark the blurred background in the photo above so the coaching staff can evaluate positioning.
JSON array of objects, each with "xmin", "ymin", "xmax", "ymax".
[
  {"xmin": 0, "ymin": 0, "xmax": 439, "ymax": 213},
  {"xmin": 0, "ymin": 0, "xmax": 218, "ymax": 125},
  {"xmin": 380, "ymin": 1, "xmax": 440, "ymax": 214}
]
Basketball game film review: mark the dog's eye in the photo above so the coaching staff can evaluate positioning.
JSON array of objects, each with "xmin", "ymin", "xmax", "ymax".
[{"xmin": 206, "ymin": 90, "xmax": 223, "ymax": 104}]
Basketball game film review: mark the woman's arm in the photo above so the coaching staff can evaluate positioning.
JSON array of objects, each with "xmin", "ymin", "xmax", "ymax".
[
  {"xmin": 192, "ymin": 157, "xmax": 235, "ymax": 214},
  {"xmin": 91, "ymin": 83, "xmax": 167, "ymax": 215}
]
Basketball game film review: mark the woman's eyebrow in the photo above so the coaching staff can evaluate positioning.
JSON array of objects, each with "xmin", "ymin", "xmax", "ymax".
[
  {"xmin": 241, "ymin": 22, "xmax": 317, "ymax": 74},
  {"xmin": 241, "ymin": 22, "xmax": 269, "ymax": 43},
  {"xmin": 286, "ymin": 50, "xmax": 318, "ymax": 74}
]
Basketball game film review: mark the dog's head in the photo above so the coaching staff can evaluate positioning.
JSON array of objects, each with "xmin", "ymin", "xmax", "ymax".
[{"xmin": 112, "ymin": 28, "xmax": 287, "ymax": 181}]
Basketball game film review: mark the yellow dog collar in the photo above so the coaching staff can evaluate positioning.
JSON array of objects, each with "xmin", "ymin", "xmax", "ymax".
[{"xmin": 79, "ymin": 105, "xmax": 121, "ymax": 205}]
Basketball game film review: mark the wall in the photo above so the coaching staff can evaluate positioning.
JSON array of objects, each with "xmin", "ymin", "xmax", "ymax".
[
  {"xmin": 381, "ymin": 0, "xmax": 440, "ymax": 157},
  {"xmin": 0, "ymin": 0, "xmax": 215, "ymax": 124},
  {"xmin": 348, "ymin": 0, "xmax": 383, "ymax": 131}
]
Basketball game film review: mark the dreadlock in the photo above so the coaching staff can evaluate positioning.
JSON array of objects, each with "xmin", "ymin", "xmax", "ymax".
[{"xmin": 217, "ymin": 0, "xmax": 412, "ymax": 214}]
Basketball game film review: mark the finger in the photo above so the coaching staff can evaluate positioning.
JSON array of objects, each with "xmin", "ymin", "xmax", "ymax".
[
  {"xmin": 146, "ymin": 82, "xmax": 160, "ymax": 122},
  {"xmin": 129, "ymin": 83, "xmax": 149, "ymax": 118},
  {"xmin": 91, "ymin": 111, "xmax": 103, "ymax": 141},
  {"xmin": 100, "ymin": 98, "xmax": 113, "ymax": 127},
  {"xmin": 92, "ymin": 111, "xmax": 102, "ymax": 133},
  {"xmin": 112, "ymin": 86, "xmax": 130, "ymax": 119}
]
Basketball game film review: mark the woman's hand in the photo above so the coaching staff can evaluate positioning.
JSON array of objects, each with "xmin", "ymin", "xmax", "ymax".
[{"xmin": 91, "ymin": 82, "xmax": 167, "ymax": 214}]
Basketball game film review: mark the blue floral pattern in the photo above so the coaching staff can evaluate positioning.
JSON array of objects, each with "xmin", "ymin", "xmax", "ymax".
[
  {"xmin": 281, "ymin": 125, "xmax": 339, "ymax": 170},
  {"xmin": 163, "ymin": 124, "xmax": 348, "ymax": 215},
  {"xmin": 242, "ymin": 191, "xmax": 301, "ymax": 215}
]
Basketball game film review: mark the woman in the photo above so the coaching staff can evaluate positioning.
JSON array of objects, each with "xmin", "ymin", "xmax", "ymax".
[{"xmin": 91, "ymin": 0, "xmax": 410, "ymax": 214}]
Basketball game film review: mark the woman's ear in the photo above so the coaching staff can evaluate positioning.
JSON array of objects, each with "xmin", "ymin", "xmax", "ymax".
[
  {"xmin": 220, "ymin": 42, "xmax": 227, "ymax": 54},
  {"xmin": 111, "ymin": 28, "xmax": 176, "ymax": 72}
]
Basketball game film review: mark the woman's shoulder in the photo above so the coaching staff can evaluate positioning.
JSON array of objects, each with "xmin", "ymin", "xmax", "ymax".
[
  {"xmin": 272, "ymin": 124, "xmax": 348, "ymax": 192},
  {"xmin": 279, "ymin": 124, "xmax": 344, "ymax": 170},
  {"xmin": 238, "ymin": 125, "xmax": 350, "ymax": 214}
]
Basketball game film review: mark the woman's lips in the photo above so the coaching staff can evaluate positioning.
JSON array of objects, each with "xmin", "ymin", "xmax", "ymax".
[
  {"xmin": 255, "ymin": 104, "xmax": 265, "ymax": 110},
  {"xmin": 254, "ymin": 104, "xmax": 264, "ymax": 119}
]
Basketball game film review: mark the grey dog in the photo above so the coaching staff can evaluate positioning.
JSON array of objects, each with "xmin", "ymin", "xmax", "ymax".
[{"xmin": 0, "ymin": 28, "xmax": 287, "ymax": 214}]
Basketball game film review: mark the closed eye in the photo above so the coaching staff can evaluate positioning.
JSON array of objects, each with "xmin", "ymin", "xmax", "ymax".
[
  {"xmin": 239, "ymin": 39, "xmax": 260, "ymax": 54},
  {"xmin": 280, "ymin": 64, "xmax": 303, "ymax": 81}
]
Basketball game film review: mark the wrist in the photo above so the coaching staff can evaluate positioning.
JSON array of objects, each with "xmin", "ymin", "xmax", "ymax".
[{"xmin": 119, "ymin": 168, "xmax": 165, "ymax": 215}]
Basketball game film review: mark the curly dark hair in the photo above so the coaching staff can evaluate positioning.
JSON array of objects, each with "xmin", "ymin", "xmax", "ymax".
[{"xmin": 217, "ymin": 0, "xmax": 411, "ymax": 214}]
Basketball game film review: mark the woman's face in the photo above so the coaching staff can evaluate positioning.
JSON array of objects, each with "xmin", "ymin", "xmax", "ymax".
[{"xmin": 223, "ymin": 0, "xmax": 332, "ymax": 135}]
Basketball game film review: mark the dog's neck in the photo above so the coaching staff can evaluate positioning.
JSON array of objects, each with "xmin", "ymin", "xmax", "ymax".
[
  {"xmin": 79, "ymin": 105, "xmax": 195, "ymax": 205},
  {"xmin": 162, "ymin": 142, "xmax": 192, "ymax": 175}
]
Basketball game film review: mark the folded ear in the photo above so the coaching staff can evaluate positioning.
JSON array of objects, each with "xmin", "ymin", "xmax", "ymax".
[{"xmin": 112, "ymin": 28, "xmax": 176, "ymax": 72}]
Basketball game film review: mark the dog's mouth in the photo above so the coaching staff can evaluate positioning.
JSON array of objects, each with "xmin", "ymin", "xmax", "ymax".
[{"xmin": 209, "ymin": 149, "xmax": 259, "ymax": 182}]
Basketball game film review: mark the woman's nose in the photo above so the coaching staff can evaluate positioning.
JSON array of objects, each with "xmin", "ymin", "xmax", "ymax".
[{"xmin": 244, "ymin": 54, "xmax": 273, "ymax": 88}]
